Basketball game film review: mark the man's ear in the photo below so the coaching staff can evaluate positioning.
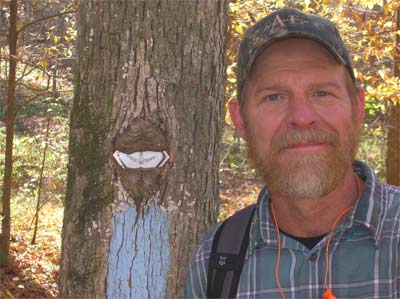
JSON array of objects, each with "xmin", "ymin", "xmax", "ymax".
[
  {"xmin": 356, "ymin": 87, "xmax": 365, "ymax": 128},
  {"xmin": 228, "ymin": 97, "xmax": 247, "ymax": 140}
]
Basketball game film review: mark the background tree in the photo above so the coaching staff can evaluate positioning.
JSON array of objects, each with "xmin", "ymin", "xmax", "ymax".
[
  {"xmin": 59, "ymin": 0, "xmax": 228, "ymax": 297},
  {"xmin": 0, "ymin": 0, "xmax": 18, "ymax": 267},
  {"xmin": 386, "ymin": 7, "xmax": 400, "ymax": 185}
]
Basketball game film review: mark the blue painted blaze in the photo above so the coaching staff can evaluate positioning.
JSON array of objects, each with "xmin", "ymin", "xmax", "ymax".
[{"xmin": 107, "ymin": 202, "xmax": 170, "ymax": 298}]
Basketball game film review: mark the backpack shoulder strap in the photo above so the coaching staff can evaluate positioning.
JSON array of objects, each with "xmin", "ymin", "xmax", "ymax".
[{"xmin": 207, "ymin": 203, "xmax": 257, "ymax": 298}]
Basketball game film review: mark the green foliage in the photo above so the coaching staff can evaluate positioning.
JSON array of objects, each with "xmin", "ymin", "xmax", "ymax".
[
  {"xmin": 0, "ymin": 104, "xmax": 69, "ymax": 207},
  {"xmin": 358, "ymin": 122, "xmax": 386, "ymax": 180},
  {"xmin": 357, "ymin": 96, "xmax": 387, "ymax": 180}
]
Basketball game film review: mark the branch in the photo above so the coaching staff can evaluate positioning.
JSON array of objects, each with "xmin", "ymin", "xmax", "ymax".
[
  {"xmin": 343, "ymin": 4, "xmax": 382, "ymax": 14},
  {"xmin": 17, "ymin": 63, "xmax": 29, "ymax": 81},
  {"xmin": 16, "ymin": 58, "xmax": 54, "ymax": 77},
  {"xmin": 53, "ymin": 73, "xmax": 74, "ymax": 81},
  {"xmin": 348, "ymin": 28, "xmax": 399, "ymax": 40},
  {"xmin": 16, "ymin": 66, "xmax": 37, "ymax": 83},
  {"xmin": 1, "ymin": 54, "xmax": 54, "ymax": 77},
  {"xmin": 14, "ymin": 89, "xmax": 73, "ymax": 115},
  {"xmin": 2, "ymin": 54, "xmax": 74, "ymax": 81},
  {"xmin": 14, "ymin": 91, "xmax": 52, "ymax": 115},
  {"xmin": 16, "ymin": 81, "xmax": 49, "ymax": 92},
  {"xmin": 16, "ymin": 3, "xmax": 77, "ymax": 35}
]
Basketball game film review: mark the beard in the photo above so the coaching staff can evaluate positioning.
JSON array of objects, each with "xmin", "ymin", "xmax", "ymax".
[{"xmin": 246, "ymin": 121, "xmax": 360, "ymax": 200}]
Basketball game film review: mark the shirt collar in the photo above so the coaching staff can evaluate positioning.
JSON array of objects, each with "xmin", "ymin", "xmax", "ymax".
[
  {"xmin": 254, "ymin": 160, "xmax": 386, "ymax": 249},
  {"xmin": 345, "ymin": 160, "xmax": 385, "ymax": 247}
]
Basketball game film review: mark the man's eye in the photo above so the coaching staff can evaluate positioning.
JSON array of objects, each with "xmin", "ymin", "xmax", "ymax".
[
  {"xmin": 315, "ymin": 90, "xmax": 329, "ymax": 97},
  {"xmin": 265, "ymin": 94, "xmax": 280, "ymax": 102}
]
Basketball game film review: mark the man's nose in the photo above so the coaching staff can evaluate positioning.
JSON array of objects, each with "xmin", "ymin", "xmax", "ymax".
[{"xmin": 287, "ymin": 96, "xmax": 318, "ymax": 129}]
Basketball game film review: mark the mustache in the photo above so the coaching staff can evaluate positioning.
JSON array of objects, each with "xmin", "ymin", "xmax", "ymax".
[{"xmin": 271, "ymin": 128, "xmax": 339, "ymax": 153}]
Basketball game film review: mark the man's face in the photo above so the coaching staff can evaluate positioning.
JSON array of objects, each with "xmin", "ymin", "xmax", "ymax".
[{"xmin": 229, "ymin": 38, "xmax": 365, "ymax": 199}]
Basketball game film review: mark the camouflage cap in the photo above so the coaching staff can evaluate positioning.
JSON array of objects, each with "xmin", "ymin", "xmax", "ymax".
[{"xmin": 237, "ymin": 8, "xmax": 355, "ymax": 100}]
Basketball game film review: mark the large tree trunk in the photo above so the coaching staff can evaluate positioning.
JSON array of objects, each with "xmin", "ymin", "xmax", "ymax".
[
  {"xmin": 60, "ymin": 1, "xmax": 228, "ymax": 298},
  {"xmin": 386, "ymin": 8, "xmax": 400, "ymax": 185}
]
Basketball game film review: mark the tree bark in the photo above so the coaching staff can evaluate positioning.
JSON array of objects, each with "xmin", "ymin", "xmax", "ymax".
[
  {"xmin": 0, "ymin": 0, "xmax": 17, "ymax": 267},
  {"xmin": 60, "ymin": 0, "xmax": 228, "ymax": 298},
  {"xmin": 386, "ymin": 8, "xmax": 400, "ymax": 185}
]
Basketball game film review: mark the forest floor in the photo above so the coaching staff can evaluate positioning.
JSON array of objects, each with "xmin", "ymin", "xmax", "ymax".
[
  {"xmin": 0, "ymin": 203, "xmax": 62, "ymax": 298},
  {"xmin": 0, "ymin": 168, "xmax": 261, "ymax": 298}
]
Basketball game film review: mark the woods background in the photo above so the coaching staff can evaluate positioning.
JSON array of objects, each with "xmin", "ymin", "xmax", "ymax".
[{"xmin": 0, "ymin": 0, "xmax": 399, "ymax": 297}]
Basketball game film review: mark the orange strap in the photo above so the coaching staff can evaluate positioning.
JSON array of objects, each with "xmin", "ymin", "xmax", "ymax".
[
  {"xmin": 271, "ymin": 173, "xmax": 362, "ymax": 299},
  {"xmin": 271, "ymin": 205, "xmax": 286, "ymax": 299}
]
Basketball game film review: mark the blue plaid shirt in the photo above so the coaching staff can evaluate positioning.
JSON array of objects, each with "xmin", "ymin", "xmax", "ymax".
[{"xmin": 185, "ymin": 161, "xmax": 400, "ymax": 298}]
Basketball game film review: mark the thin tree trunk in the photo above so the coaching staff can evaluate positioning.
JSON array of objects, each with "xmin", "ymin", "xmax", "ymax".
[
  {"xmin": 31, "ymin": 111, "xmax": 51, "ymax": 245},
  {"xmin": 386, "ymin": 8, "xmax": 400, "ymax": 185},
  {"xmin": 60, "ymin": 0, "xmax": 228, "ymax": 298},
  {"xmin": 0, "ymin": 0, "xmax": 17, "ymax": 267}
]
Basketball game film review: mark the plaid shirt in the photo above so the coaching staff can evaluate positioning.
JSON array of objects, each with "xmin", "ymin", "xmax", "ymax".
[{"xmin": 185, "ymin": 161, "xmax": 400, "ymax": 298}]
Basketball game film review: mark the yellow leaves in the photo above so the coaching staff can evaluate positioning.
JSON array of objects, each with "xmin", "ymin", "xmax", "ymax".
[
  {"xmin": 38, "ymin": 60, "xmax": 48, "ymax": 69},
  {"xmin": 382, "ymin": 4, "xmax": 390, "ymax": 15},
  {"xmin": 383, "ymin": 21, "xmax": 393, "ymax": 28},
  {"xmin": 226, "ymin": 64, "xmax": 237, "ymax": 83},
  {"xmin": 227, "ymin": 77, "xmax": 236, "ymax": 83},
  {"xmin": 366, "ymin": 85, "xmax": 378, "ymax": 97},
  {"xmin": 16, "ymin": 20, "xmax": 24, "ymax": 33},
  {"xmin": 352, "ymin": 12, "xmax": 362, "ymax": 23},
  {"xmin": 224, "ymin": 106, "xmax": 233, "ymax": 126},
  {"xmin": 354, "ymin": 68, "xmax": 360, "ymax": 79},
  {"xmin": 378, "ymin": 69, "xmax": 385, "ymax": 79},
  {"xmin": 235, "ymin": 24, "xmax": 243, "ymax": 35},
  {"xmin": 365, "ymin": 74, "xmax": 400, "ymax": 103},
  {"xmin": 364, "ymin": 48, "xmax": 371, "ymax": 61},
  {"xmin": 228, "ymin": 2, "xmax": 239, "ymax": 13},
  {"xmin": 357, "ymin": 0, "xmax": 382, "ymax": 10}
]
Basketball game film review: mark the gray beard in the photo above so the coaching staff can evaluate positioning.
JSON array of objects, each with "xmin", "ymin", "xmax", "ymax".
[
  {"xmin": 261, "ymin": 152, "xmax": 348, "ymax": 199},
  {"xmin": 246, "ymin": 126, "xmax": 359, "ymax": 200}
]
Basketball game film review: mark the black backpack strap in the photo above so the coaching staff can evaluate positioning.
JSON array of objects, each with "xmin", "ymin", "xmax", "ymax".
[{"xmin": 207, "ymin": 203, "xmax": 257, "ymax": 298}]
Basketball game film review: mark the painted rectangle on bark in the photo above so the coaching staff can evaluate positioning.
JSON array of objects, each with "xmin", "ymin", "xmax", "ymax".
[{"xmin": 107, "ymin": 201, "xmax": 170, "ymax": 298}]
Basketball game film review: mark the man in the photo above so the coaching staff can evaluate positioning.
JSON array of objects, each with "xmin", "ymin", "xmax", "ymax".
[{"xmin": 185, "ymin": 8, "xmax": 400, "ymax": 299}]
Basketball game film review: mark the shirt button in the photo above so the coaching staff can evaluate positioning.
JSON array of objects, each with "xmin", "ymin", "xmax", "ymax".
[{"xmin": 308, "ymin": 253, "xmax": 318, "ymax": 261}]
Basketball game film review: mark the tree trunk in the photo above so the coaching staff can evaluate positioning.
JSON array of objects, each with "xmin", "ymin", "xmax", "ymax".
[
  {"xmin": 31, "ymin": 111, "xmax": 51, "ymax": 245},
  {"xmin": 60, "ymin": 1, "xmax": 228, "ymax": 298},
  {"xmin": 386, "ymin": 8, "xmax": 400, "ymax": 185},
  {"xmin": 0, "ymin": 0, "xmax": 17, "ymax": 267}
]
